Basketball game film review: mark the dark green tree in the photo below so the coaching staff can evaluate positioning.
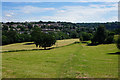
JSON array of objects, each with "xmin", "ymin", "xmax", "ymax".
[
  {"xmin": 28, "ymin": 23, "xmax": 33, "ymax": 29},
  {"xmin": 117, "ymin": 35, "xmax": 120, "ymax": 49},
  {"xmin": 69, "ymin": 31, "xmax": 78, "ymax": 38},
  {"xmin": 92, "ymin": 25, "xmax": 107, "ymax": 44},
  {"xmin": 31, "ymin": 28, "xmax": 56, "ymax": 49},
  {"xmin": 31, "ymin": 27, "xmax": 42, "ymax": 41},
  {"xmin": 105, "ymin": 31, "xmax": 114, "ymax": 44},
  {"xmin": 105, "ymin": 35, "xmax": 114, "ymax": 44},
  {"xmin": 41, "ymin": 33, "xmax": 56, "ymax": 49},
  {"xmin": 2, "ymin": 25, "xmax": 8, "ymax": 30},
  {"xmin": 6, "ymin": 31, "xmax": 17, "ymax": 43},
  {"xmin": 79, "ymin": 35, "xmax": 83, "ymax": 41},
  {"xmin": 2, "ymin": 35, "xmax": 9, "ymax": 45}
]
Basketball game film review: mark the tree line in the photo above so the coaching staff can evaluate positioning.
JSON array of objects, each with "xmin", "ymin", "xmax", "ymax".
[{"xmin": 2, "ymin": 22, "xmax": 120, "ymax": 50}]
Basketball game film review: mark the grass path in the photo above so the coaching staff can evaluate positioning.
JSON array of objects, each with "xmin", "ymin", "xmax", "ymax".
[
  {"xmin": 2, "ymin": 43, "xmax": 118, "ymax": 78},
  {"xmin": 58, "ymin": 43, "xmax": 118, "ymax": 78}
]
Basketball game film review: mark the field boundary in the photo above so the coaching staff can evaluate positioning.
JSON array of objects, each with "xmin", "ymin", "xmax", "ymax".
[{"xmin": 2, "ymin": 42, "xmax": 80, "ymax": 53}]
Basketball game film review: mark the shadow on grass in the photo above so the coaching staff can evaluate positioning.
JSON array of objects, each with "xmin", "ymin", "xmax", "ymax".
[
  {"xmin": 2, "ymin": 47, "xmax": 55, "ymax": 53},
  {"xmin": 87, "ymin": 43, "xmax": 99, "ymax": 46},
  {"xmin": 2, "ymin": 42, "xmax": 81, "ymax": 53},
  {"xmin": 81, "ymin": 42, "xmax": 88, "ymax": 43},
  {"xmin": 107, "ymin": 52, "xmax": 120, "ymax": 55},
  {"xmin": 23, "ymin": 43, "xmax": 35, "ymax": 45},
  {"xmin": 32, "ymin": 47, "xmax": 54, "ymax": 50}
]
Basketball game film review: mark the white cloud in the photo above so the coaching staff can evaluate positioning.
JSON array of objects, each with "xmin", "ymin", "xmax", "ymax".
[
  {"xmin": 2, "ymin": 3, "xmax": 118, "ymax": 22},
  {"xmin": 40, "ymin": 3, "xmax": 118, "ymax": 22},
  {"xmin": 57, "ymin": 10, "xmax": 66, "ymax": 13},
  {"xmin": 5, "ymin": 14, "xmax": 12, "ymax": 17},
  {"xmin": 18, "ymin": 6, "xmax": 55, "ymax": 14},
  {"xmin": 4, "ymin": 12, "xmax": 14, "ymax": 17}
]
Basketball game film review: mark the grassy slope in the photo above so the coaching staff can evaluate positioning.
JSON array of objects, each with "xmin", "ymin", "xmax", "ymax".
[
  {"xmin": 2, "ymin": 42, "xmax": 118, "ymax": 78},
  {"xmin": 2, "ymin": 39, "xmax": 79, "ymax": 52}
]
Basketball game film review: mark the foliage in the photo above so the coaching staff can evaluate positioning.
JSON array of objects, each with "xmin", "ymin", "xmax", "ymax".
[
  {"xmin": 79, "ymin": 32, "xmax": 93, "ymax": 41},
  {"xmin": 69, "ymin": 31, "xmax": 78, "ymax": 38},
  {"xmin": 2, "ymin": 39, "xmax": 79, "ymax": 52},
  {"xmin": 105, "ymin": 35, "xmax": 114, "ymax": 44},
  {"xmin": 31, "ymin": 28, "xmax": 56, "ymax": 49},
  {"xmin": 104, "ymin": 31, "xmax": 114, "ymax": 44},
  {"xmin": 40, "ymin": 33, "xmax": 56, "ymax": 49},
  {"xmin": 2, "ymin": 30, "xmax": 31, "ymax": 45},
  {"xmin": 31, "ymin": 27, "xmax": 42, "ymax": 41},
  {"xmin": 2, "ymin": 21, "xmax": 120, "ymax": 45},
  {"xmin": 91, "ymin": 25, "xmax": 107, "ymax": 44},
  {"xmin": 79, "ymin": 35, "xmax": 83, "ymax": 41},
  {"xmin": 5, "ymin": 31, "xmax": 17, "ymax": 43},
  {"xmin": 117, "ymin": 35, "xmax": 120, "ymax": 49},
  {"xmin": 2, "ymin": 25, "xmax": 8, "ymax": 30},
  {"xmin": 91, "ymin": 26, "xmax": 115, "ymax": 44},
  {"xmin": 2, "ymin": 35, "xmax": 9, "ymax": 45}
]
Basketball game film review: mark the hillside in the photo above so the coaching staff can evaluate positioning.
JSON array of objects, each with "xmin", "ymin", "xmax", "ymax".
[{"xmin": 2, "ymin": 40, "xmax": 118, "ymax": 78}]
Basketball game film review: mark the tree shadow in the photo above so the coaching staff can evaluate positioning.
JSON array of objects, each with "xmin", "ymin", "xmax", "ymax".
[
  {"xmin": 32, "ymin": 47, "xmax": 54, "ymax": 50},
  {"xmin": 23, "ymin": 43, "xmax": 35, "ymax": 45},
  {"xmin": 107, "ymin": 52, "xmax": 120, "ymax": 55},
  {"xmin": 3, "ymin": 47, "xmax": 55, "ymax": 53},
  {"xmin": 87, "ymin": 43, "xmax": 99, "ymax": 46},
  {"xmin": 81, "ymin": 42, "xmax": 88, "ymax": 43}
]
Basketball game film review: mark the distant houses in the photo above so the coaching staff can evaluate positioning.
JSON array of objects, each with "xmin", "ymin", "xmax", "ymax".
[{"xmin": 2, "ymin": 22, "xmax": 62, "ymax": 34}]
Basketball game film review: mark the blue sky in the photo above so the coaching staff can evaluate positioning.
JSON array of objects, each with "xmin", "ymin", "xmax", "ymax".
[
  {"xmin": 1, "ymin": 0, "xmax": 119, "ymax": 2},
  {"xmin": 2, "ymin": 2, "xmax": 118, "ymax": 23}
]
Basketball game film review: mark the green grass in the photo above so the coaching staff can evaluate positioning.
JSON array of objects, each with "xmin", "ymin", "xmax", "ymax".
[
  {"xmin": 2, "ymin": 39, "xmax": 79, "ymax": 52},
  {"xmin": 2, "ymin": 39, "xmax": 118, "ymax": 78}
]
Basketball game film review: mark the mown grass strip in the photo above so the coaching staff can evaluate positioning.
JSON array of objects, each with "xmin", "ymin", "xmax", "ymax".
[{"xmin": 2, "ymin": 42, "xmax": 80, "ymax": 53}]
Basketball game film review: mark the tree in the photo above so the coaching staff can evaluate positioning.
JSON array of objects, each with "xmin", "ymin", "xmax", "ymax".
[
  {"xmin": 69, "ymin": 31, "xmax": 78, "ymax": 38},
  {"xmin": 79, "ymin": 35, "xmax": 83, "ymax": 41},
  {"xmin": 15, "ymin": 33, "xmax": 31, "ymax": 43},
  {"xmin": 41, "ymin": 33, "xmax": 56, "ymax": 49},
  {"xmin": 31, "ymin": 27, "xmax": 42, "ymax": 41},
  {"xmin": 6, "ymin": 31, "xmax": 17, "ymax": 43},
  {"xmin": 28, "ymin": 23, "xmax": 33, "ymax": 29},
  {"xmin": 79, "ymin": 32, "xmax": 93, "ymax": 41},
  {"xmin": 117, "ymin": 35, "xmax": 120, "ymax": 49},
  {"xmin": 105, "ymin": 35, "xmax": 114, "ymax": 44},
  {"xmin": 2, "ymin": 35, "xmax": 9, "ymax": 45},
  {"xmin": 31, "ymin": 28, "xmax": 56, "ymax": 49},
  {"xmin": 105, "ymin": 31, "xmax": 114, "ymax": 44},
  {"xmin": 2, "ymin": 25, "xmax": 8, "ymax": 30},
  {"xmin": 91, "ymin": 25, "xmax": 107, "ymax": 44}
]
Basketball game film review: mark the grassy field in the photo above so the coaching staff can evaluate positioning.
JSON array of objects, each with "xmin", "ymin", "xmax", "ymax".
[
  {"xmin": 2, "ymin": 39, "xmax": 79, "ymax": 52},
  {"xmin": 2, "ymin": 39, "xmax": 119, "ymax": 78}
]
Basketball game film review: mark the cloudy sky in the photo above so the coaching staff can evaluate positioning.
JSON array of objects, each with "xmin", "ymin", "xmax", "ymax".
[{"xmin": 2, "ymin": 2, "xmax": 118, "ymax": 23}]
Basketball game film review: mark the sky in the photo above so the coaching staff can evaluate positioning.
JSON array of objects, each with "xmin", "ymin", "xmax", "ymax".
[
  {"xmin": 2, "ymin": 2, "xmax": 118, "ymax": 23},
  {"xmin": 1, "ymin": 0, "xmax": 119, "ymax": 2}
]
